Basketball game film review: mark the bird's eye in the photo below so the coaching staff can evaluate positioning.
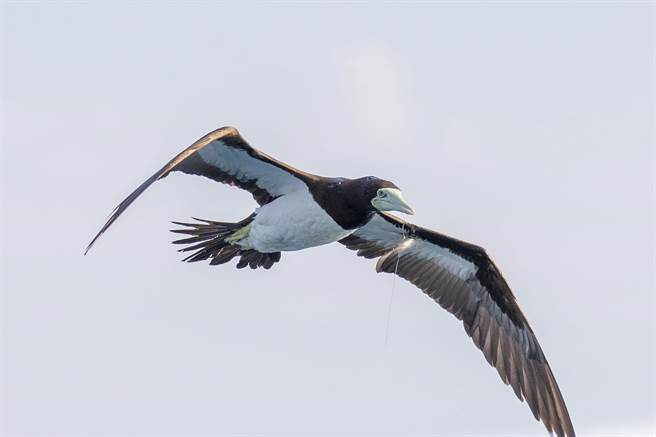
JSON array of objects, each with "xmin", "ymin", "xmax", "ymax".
[{"xmin": 379, "ymin": 190, "xmax": 387, "ymax": 198}]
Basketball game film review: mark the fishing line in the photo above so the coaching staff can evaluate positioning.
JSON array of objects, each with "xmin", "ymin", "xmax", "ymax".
[{"xmin": 384, "ymin": 222, "xmax": 406, "ymax": 347}]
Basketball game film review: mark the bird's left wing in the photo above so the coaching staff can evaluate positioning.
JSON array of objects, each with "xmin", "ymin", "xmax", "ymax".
[
  {"xmin": 339, "ymin": 212, "xmax": 575, "ymax": 437},
  {"xmin": 85, "ymin": 126, "xmax": 313, "ymax": 254}
]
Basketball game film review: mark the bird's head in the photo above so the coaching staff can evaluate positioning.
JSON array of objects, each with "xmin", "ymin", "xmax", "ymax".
[{"xmin": 362, "ymin": 177, "xmax": 415, "ymax": 215}]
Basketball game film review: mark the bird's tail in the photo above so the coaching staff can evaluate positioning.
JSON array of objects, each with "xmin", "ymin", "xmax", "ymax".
[{"xmin": 170, "ymin": 214, "xmax": 281, "ymax": 270}]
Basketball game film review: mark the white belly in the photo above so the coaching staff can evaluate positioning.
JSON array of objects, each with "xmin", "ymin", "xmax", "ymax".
[{"xmin": 243, "ymin": 190, "xmax": 354, "ymax": 253}]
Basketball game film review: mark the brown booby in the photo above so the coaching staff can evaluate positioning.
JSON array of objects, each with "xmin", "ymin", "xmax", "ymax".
[{"xmin": 86, "ymin": 126, "xmax": 575, "ymax": 436}]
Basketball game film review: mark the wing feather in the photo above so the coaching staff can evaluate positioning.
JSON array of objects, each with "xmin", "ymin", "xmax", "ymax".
[
  {"xmin": 85, "ymin": 126, "xmax": 312, "ymax": 254},
  {"xmin": 340, "ymin": 212, "xmax": 575, "ymax": 436}
]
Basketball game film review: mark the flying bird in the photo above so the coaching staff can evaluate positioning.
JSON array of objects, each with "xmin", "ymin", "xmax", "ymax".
[{"xmin": 86, "ymin": 126, "xmax": 575, "ymax": 436}]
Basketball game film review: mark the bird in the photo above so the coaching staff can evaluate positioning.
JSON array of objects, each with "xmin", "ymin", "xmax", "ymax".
[{"xmin": 86, "ymin": 126, "xmax": 575, "ymax": 436}]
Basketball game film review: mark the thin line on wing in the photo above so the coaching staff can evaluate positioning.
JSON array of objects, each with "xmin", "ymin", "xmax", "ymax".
[{"xmin": 384, "ymin": 222, "xmax": 408, "ymax": 347}]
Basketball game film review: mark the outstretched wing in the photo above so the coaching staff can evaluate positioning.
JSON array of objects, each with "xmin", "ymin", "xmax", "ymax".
[
  {"xmin": 340, "ymin": 212, "xmax": 575, "ymax": 437},
  {"xmin": 85, "ymin": 126, "xmax": 313, "ymax": 254}
]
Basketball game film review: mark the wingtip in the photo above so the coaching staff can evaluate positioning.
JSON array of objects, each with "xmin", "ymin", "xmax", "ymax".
[
  {"xmin": 83, "ymin": 241, "xmax": 95, "ymax": 256},
  {"xmin": 84, "ymin": 230, "xmax": 104, "ymax": 256}
]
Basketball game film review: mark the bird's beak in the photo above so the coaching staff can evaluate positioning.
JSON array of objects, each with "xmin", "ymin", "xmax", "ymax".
[
  {"xmin": 376, "ymin": 188, "xmax": 416, "ymax": 215},
  {"xmin": 391, "ymin": 192, "xmax": 416, "ymax": 215}
]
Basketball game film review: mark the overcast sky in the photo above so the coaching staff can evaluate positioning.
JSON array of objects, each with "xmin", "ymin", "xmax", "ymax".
[{"xmin": 1, "ymin": 2, "xmax": 654, "ymax": 436}]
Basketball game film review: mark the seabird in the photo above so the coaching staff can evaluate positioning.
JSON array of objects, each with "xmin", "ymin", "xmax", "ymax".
[{"xmin": 86, "ymin": 126, "xmax": 575, "ymax": 436}]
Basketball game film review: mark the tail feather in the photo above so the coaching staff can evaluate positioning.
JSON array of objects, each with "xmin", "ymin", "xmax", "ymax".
[
  {"xmin": 210, "ymin": 246, "xmax": 241, "ymax": 265},
  {"xmin": 170, "ymin": 216, "xmax": 281, "ymax": 270},
  {"xmin": 170, "ymin": 234, "xmax": 217, "ymax": 245}
]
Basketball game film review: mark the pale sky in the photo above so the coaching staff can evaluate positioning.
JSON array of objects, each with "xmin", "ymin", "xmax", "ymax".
[{"xmin": 1, "ymin": 2, "xmax": 655, "ymax": 436}]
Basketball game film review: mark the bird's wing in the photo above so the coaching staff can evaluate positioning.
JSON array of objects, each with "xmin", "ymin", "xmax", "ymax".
[
  {"xmin": 339, "ymin": 212, "xmax": 575, "ymax": 437},
  {"xmin": 85, "ymin": 126, "xmax": 312, "ymax": 254}
]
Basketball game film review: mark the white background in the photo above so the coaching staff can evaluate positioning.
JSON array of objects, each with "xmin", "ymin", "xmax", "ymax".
[{"xmin": 1, "ymin": 2, "xmax": 654, "ymax": 436}]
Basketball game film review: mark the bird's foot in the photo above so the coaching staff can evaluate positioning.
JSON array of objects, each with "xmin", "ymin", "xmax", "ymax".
[{"xmin": 225, "ymin": 223, "xmax": 252, "ymax": 245}]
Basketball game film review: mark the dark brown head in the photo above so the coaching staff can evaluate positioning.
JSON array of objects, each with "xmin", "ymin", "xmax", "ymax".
[{"xmin": 307, "ymin": 176, "xmax": 415, "ymax": 230}]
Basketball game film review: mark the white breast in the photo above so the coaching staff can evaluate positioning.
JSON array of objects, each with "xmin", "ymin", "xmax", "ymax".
[{"xmin": 244, "ymin": 189, "xmax": 354, "ymax": 253}]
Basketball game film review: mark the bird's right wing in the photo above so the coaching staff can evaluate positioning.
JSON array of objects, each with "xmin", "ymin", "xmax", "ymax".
[
  {"xmin": 340, "ymin": 212, "xmax": 575, "ymax": 436},
  {"xmin": 85, "ymin": 126, "xmax": 313, "ymax": 254}
]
